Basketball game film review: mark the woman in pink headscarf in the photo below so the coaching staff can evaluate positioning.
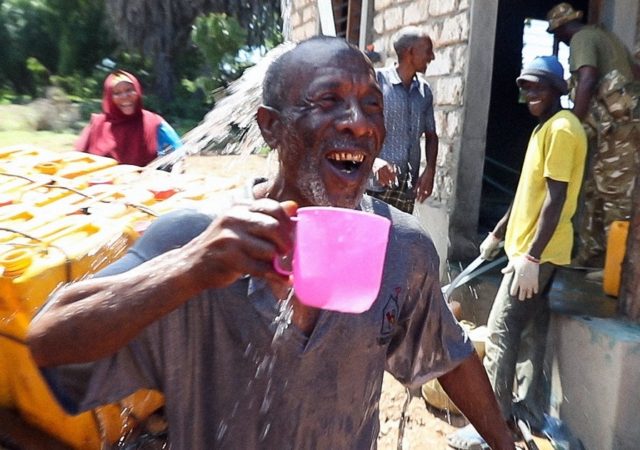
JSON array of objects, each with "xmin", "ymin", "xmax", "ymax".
[{"xmin": 76, "ymin": 70, "xmax": 182, "ymax": 166}]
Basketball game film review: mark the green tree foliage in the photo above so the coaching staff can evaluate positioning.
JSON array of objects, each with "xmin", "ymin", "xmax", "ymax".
[
  {"xmin": 0, "ymin": 0, "xmax": 115, "ymax": 96},
  {"xmin": 0, "ymin": 0, "xmax": 56, "ymax": 95},
  {"xmin": 190, "ymin": 13, "xmax": 247, "ymax": 103},
  {"xmin": 105, "ymin": 0, "xmax": 281, "ymax": 102},
  {"xmin": 45, "ymin": 0, "xmax": 115, "ymax": 75},
  {"xmin": 0, "ymin": 0, "xmax": 283, "ymax": 132}
]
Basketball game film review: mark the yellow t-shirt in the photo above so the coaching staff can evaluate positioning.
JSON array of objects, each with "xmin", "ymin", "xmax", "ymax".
[{"xmin": 504, "ymin": 110, "xmax": 587, "ymax": 265}]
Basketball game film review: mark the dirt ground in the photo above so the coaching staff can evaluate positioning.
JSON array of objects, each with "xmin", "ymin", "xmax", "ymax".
[
  {"xmin": 184, "ymin": 154, "xmax": 466, "ymax": 449},
  {"xmin": 377, "ymin": 373, "xmax": 466, "ymax": 449}
]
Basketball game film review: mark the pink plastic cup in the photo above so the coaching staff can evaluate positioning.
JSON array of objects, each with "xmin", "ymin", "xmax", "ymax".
[{"xmin": 275, "ymin": 206, "xmax": 391, "ymax": 313}]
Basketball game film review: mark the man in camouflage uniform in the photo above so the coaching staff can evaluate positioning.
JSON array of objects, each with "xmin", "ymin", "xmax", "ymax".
[{"xmin": 547, "ymin": 3, "xmax": 640, "ymax": 269}]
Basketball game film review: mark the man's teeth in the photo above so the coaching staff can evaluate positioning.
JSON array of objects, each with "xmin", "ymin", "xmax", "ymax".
[{"xmin": 327, "ymin": 152, "xmax": 364, "ymax": 162}]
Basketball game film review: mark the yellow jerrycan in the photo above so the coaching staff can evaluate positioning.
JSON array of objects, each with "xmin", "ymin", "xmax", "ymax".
[{"xmin": 603, "ymin": 220, "xmax": 629, "ymax": 297}]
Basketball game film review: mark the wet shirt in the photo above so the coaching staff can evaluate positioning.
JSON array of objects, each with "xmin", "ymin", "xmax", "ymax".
[
  {"xmin": 43, "ymin": 198, "xmax": 472, "ymax": 450},
  {"xmin": 505, "ymin": 110, "xmax": 587, "ymax": 265},
  {"xmin": 370, "ymin": 66, "xmax": 436, "ymax": 191},
  {"xmin": 569, "ymin": 26, "xmax": 635, "ymax": 82}
]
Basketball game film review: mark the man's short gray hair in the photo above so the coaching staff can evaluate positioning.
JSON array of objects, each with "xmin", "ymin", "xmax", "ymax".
[{"xmin": 393, "ymin": 26, "xmax": 429, "ymax": 58}]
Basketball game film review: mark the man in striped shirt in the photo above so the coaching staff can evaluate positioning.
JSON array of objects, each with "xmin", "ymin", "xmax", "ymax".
[{"xmin": 367, "ymin": 26, "xmax": 439, "ymax": 214}]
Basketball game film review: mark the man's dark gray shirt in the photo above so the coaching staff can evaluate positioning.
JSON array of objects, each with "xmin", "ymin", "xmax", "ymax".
[{"xmin": 43, "ymin": 197, "xmax": 472, "ymax": 450}]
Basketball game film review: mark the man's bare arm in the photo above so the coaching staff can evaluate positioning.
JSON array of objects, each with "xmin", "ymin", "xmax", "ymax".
[
  {"xmin": 491, "ymin": 203, "xmax": 513, "ymax": 240},
  {"xmin": 527, "ymin": 179, "xmax": 567, "ymax": 259},
  {"xmin": 27, "ymin": 200, "xmax": 296, "ymax": 367},
  {"xmin": 439, "ymin": 353, "xmax": 515, "ymax": 450},
  {"xmin": 416, "ymin": 129, "xmax": 439, "ymax": 202},
  {"xmin": 572, "ymin": 65, "xmax": 598, "ymax": 121}
]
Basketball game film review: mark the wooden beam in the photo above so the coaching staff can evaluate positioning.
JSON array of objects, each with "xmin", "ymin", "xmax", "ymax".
[{"xmin": 346, "ymin": 0, "xmax": 362, "ymax": 45}]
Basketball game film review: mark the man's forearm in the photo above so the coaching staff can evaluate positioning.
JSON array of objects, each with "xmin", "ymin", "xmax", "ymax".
[
  {"xmin": 439, "ymin": 353, "xmax": 514, "ymax": 450},
  {"xmin": 492, "ymin": 204, "xmax": 513, "ymax": 240},
  {"xmin": 424, "ymin": 131, "xmax": 438, "ymax": 172},
  {"xmin": 27, "ymin": 246, "xmax": 199, "ymax": 367},
  {"xmin": 572, "ymin": 66, "xmax": 598, "ymax": 121}
]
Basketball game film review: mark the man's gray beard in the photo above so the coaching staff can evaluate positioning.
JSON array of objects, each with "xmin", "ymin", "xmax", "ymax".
[
  {"xmin": 302, "ymin": 176, "xmax": 365, "ymax": 209},
  {"xmin": 298, "ymin": 167, "xmax": 332, "ymax": 207}
]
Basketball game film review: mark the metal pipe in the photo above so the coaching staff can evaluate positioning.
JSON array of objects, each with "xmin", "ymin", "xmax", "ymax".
[{"xmin": 484, "ymin": 156, "xmax": 520, "ymax": 176}]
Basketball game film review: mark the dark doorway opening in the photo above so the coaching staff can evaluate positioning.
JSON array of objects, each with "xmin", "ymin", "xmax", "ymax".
[{"xmin": 478, "ymin": 0, "xmax": 590, "ymax": 233}]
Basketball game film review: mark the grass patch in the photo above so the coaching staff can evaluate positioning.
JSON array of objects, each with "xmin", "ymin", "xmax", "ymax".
[{"xmin": 0, "ymin": 130, "xmax": 77, "ymax": 152}]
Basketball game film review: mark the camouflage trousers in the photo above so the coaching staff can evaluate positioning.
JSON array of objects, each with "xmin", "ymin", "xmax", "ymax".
[{"xmin": 574, "ymin": 119, "xmax": 640, "ymax": 267}]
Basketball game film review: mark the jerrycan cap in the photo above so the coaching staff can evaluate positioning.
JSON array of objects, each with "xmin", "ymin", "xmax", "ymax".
[
  {"xmin": 0, "ymin": 248, "xmax": 33, "ymax": 277},
  {"xmin": 34, "ymin": 161, "xmax": 60, "ymax": 175}
]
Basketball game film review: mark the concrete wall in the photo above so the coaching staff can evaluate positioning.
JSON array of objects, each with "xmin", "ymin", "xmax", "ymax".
[
  {"xmin": 549, "ymin": 315, "xmax": 640, "ymax": 450},
  {"xmin": 601, "ymin": 0, "xmax": 640, "ymax": 51},
  {"xmin": 289, "ymin": 0, "xmax": 320, "ymax": 40},
  {"xmin": 447, "ymin": 0, "xmax": 497, "ymax": 260}
]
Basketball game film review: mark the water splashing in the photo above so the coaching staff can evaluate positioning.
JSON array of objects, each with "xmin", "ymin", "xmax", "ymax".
[
  {"xmin": 259, "ymin": 422, "xmax": 271, "ymax": 442},
  {"xmin": 216, "ymin": 421, "xmax": 228, "ymax": 441},
  {"xmin": 272, "ymin": 287, "xmax": 294, "ymax": 344},
  {"xmin": 146, "ymin": 41, "xmax": 296, "ymax": 174},
  {"xmin": 281, "ymin": 0, "xmax": 292, "ymax": 41}
]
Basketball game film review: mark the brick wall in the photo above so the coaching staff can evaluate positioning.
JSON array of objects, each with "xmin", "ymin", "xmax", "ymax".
[{"xmin": 290, "ymin": 0, "xmax": 319, "ymax": 41}]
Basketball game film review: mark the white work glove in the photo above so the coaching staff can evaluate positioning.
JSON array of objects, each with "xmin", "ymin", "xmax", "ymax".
[
  {"xmin": 479, "ymin": 232, "xmax": 502, "ymax": 260},
  {"xmin": 502, "ymin": 255, "xmax": 539, "ymax": 301}
]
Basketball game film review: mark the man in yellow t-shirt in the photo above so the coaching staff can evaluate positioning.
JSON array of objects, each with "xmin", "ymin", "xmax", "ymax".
[
  {"xmin": 448, "ymin": 56, "xmax": 586, "ymax": 450},
  {"xmin": 547, "ymin": 2, "xmax": 640, "ymax": 270}
]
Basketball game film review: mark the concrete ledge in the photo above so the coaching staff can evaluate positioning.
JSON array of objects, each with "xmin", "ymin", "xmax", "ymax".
[
  {"xmin": 415, "ymin": 201, "xmax": 449, "ymax": 279},
  {"xmin": 548, "ymin": 314, "xmax": 640, "ymax": 450}
]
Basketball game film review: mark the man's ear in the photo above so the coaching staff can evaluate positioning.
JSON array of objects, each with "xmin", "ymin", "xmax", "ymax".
[{"xmin": 257, "ymin": 105, "xmax": 282, "ymax": 149}]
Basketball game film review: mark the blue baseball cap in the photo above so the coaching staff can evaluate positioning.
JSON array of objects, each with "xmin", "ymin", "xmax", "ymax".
[{"xmin": 516, "ymin": 56, "xmax": 568, "ymax": 94}]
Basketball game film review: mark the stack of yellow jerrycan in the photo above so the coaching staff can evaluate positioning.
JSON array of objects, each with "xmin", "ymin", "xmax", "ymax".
[{"xmin": 0, "ymin": 146, "xmax": 219, "ymax": 448}]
